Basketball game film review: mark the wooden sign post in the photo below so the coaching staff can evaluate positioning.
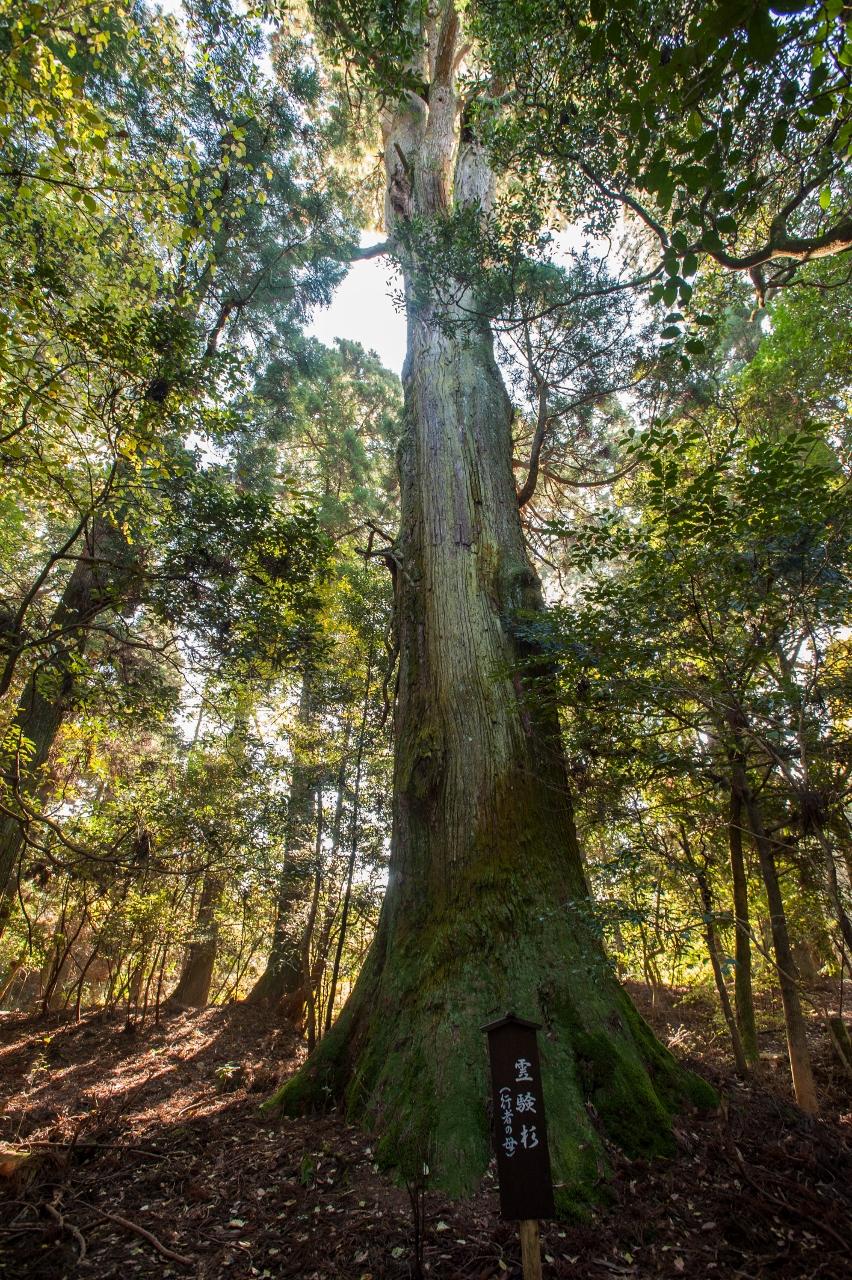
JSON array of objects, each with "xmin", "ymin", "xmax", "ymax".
[{"xmin": 482, "ymin": 1013, "xmax": 555, "ymax": 1280}]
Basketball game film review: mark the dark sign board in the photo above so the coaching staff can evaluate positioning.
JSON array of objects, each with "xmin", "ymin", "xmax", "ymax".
[{"xmin": 482, "ymin": 1013, "xmax": 555, "ymax": 1221}]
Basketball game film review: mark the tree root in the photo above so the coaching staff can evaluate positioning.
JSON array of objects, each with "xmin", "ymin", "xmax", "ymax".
[{"xmin": 44, "ymin": 1200, "xmax": 87, "ymax": 1262}]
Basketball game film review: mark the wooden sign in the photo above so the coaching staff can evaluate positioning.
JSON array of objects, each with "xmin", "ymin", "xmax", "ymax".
[{"xmin": 482, "ymin": 1013, "xmax": 555, "ymax": 1221}]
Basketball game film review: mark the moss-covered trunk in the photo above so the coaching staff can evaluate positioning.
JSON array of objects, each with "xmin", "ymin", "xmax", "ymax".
[{"xmin": 265, "ymin": 1, "xmax": 714, "ymax": 1211}]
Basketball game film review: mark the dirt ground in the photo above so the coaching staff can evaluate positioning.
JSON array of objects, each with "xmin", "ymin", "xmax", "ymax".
[{"xmin": 1, "ymin": 984, "xmax": 850, "ymax": 1279}]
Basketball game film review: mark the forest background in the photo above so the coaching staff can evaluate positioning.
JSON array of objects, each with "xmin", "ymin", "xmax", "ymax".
[{"xmin": 0, "ymin": 0, "xmax": 851, "ymax": 1253}]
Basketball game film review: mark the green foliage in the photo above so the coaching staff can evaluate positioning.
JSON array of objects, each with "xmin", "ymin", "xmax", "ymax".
[
  {"xmin": 542, "ymin": 288, "xmax": 851, "ymax": 1000},
  {"xmin": 1, "ymin": 0, "xmax": 849, "ymax": 1166},
  {"xmin": 472, "ymin": 0, "xmax": 851, "ymax": 291}
]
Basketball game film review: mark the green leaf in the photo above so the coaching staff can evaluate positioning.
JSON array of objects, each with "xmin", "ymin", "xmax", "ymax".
[
  {"xmin": 771, "ymin": 116, "xmax": 789, "ymax": 150},
  {"xmin": 687, "ymin": 111, "xmax": 703, "ymax": 138},
  {"xmin": 794, "ymin": 112, "xmax": 819, "ymax": 133},
  {"xmin": 819, "ymin": 187, "xmax": 831, "ymax": 210},
  {"xmin": 747, "ymin": 8, "xmax": 779, "ymax": 62}
]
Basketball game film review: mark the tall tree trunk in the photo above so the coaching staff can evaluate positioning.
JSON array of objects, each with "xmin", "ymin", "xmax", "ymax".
[
  {"xmin": 733, "ymin": 763, "xmax": 819, "ymax": 1113},
  {"xmin": 247, "ymin": 672, "xmax": 317, "ymax": 1006},
  {"xmin": 728, "ymin": 785, "xmax": 759, "ymax": 1063},
  {"xmin": 169, "ymin": 869, "xmax": 223, "ymax": 1008},
  {"xmin": 265, "ymin": 3, "xmax": 714, "ymax": 1210}
]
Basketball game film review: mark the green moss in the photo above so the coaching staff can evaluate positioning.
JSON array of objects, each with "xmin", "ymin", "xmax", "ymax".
[
  {"xmin": 261, "ymin": 1005, "xmax": 354, "ymax": 1116},
  {"xmin": 263, "ymin": 796, "xmax": 717, "ymax": 1213}
]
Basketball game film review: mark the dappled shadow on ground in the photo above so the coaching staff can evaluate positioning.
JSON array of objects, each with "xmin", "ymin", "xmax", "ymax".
[{"xmin": 0, "ymin": 989, "xmax": 850, "ymax": 1279}]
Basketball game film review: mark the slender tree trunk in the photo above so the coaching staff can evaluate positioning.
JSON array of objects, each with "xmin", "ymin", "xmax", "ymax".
[
  {"xmin": 733, "ymin": 764, "xmax": 819, "ymax": 1113},
  {"xmin": 264, "ymin": 4, "xmax": 713, "ymax": 1209},
  {"xmin": 323, "ymin": 647, "xmax": 373, "ymax": 1034},
  {"xmin": 280, "ymin": 786, "xmax": 325, "ymax": 1026},
  {"xmin": 0, "ymin": 950, "xmax": 27, "ymax": 1007},
  {"xmin": 305, "ymin": 758, "xmax": 350, "ymax": 1046},
  {"xmin": 169, "ymin": 869, "xmax": 223, "ymax": 1008},
  {"xmin": 72, "ymin": 946, "xmax": 100, "ymax": 1022},
  {"xmin": 42, "ymin": 899, "xmax": 89, "ymax": 1013},
  {"xmin": 696, "ymin": 867, "xmax": 749, "ymax": 1075},
  {"xmin": 0, "ymin": 521, "xmax": 131, "ymax": 930},
  {"xmin": 728, "ymin": 785, "xmax": 759, "ymax": 1063},
  {"xmin": 677, "ymin": 823, "xmax": 749, "ymax": 1075},
  {"xmin": 247, "ymin": 672, "xmax": 317, "ymax": 1006},
  {"xmin": 814, "ymin": 824, "xmax": 852, "ymax": 958},
  {"xmin": 280, "ymin": 720, "xmax": 354, "ymax": 1029}
]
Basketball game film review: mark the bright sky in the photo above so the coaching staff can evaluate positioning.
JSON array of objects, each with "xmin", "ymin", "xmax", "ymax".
[
  {"xmin": 307, "ymin": 235, "xmax": 406, "ymax": 377},
  {"xmin": 303, "ymin": 225, "xmax": 605, "ymax": 381},
  {"xmin": 155, "ymin": 1, "xmax": 405, "ymax": 375}
]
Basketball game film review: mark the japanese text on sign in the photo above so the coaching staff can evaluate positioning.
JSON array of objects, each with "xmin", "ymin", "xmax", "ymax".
[
  {"xmin": 482, "ymin": 1013, "xmax": 555, "ymax": 1220},
  {"xmin": 499, "ymin": 1061, "xmax": 541, "ymax": 1158}
]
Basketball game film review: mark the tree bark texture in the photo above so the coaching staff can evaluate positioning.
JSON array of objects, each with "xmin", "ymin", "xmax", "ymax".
[{"xmin": 265, "ymin": 2, "xmax": 714, "ymax": 1210}]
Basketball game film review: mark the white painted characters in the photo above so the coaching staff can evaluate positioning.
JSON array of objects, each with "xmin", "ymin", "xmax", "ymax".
[
  {"xmin": 499, "ymin": 1086, "xmax": 517, "ymax": 1158},
  {"xmin": 498, "ymin": 1066, "xmax": 543, "ymax": 1160},
  {"xmin": 520, "ymin": 1125, "xmax": 539, "ymax": 1150}
]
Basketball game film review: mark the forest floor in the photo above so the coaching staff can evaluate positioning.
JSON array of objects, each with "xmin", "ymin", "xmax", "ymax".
[{"xmin": 1, "ymin": 984, "xmax": 850, "ymax": 1280}]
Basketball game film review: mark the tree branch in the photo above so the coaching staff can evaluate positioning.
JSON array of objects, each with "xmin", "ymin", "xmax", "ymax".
[{"xmin": 516, "ymin": 382, "xmax": 549, "ymax": 509}]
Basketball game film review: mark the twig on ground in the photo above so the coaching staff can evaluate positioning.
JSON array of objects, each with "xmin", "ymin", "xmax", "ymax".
[
  {"xmin": 78, "ymin": 1201, "xmax": 194, "ymax": 1266},
  {"xmin": 25, "ymin": 1140, "xmax": 166, "ymax": 1160},
  {"xmin": 728, "ymin": 1145, "xmax": 849, "ymax": 1252}
]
